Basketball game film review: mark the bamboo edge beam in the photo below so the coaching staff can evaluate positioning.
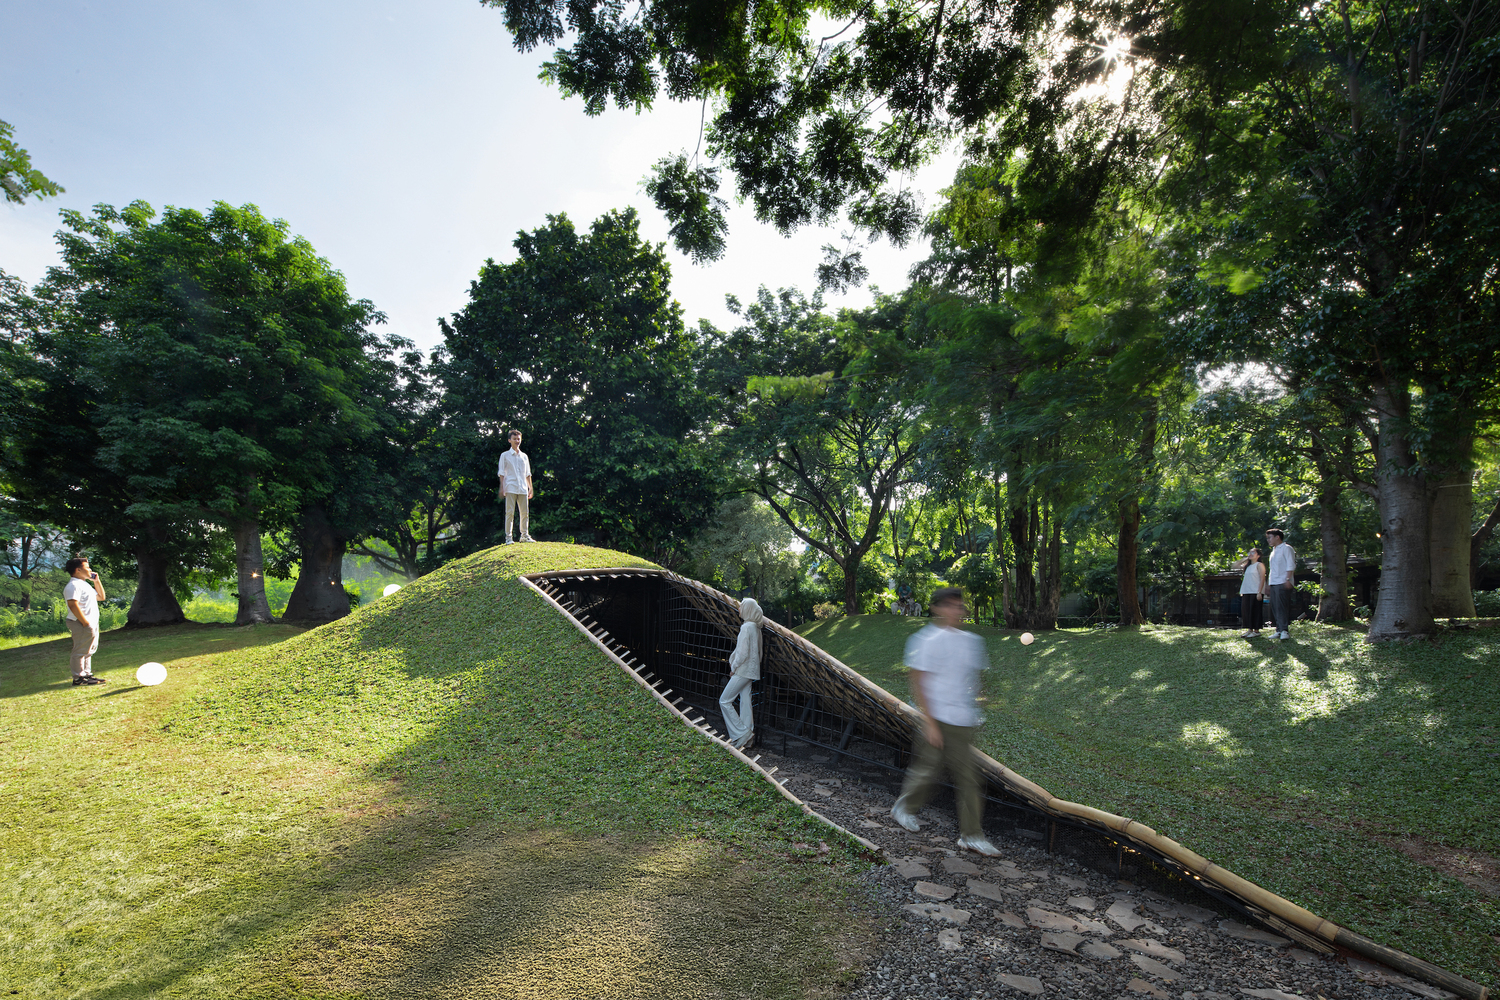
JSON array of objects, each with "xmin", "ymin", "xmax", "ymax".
[{"xmin": 517, "ymin": 574, "xmax": 883, "ymax": 857}]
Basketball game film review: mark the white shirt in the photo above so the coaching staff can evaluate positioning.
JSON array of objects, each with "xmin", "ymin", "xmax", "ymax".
[
  {"xmin": 905, "ymin": 624, "xmax": 988, "ymax": 727},
  {"xmin": 729, "ymin": 621, "xmax": 761, "ymax": 680},
  {"xmin": 1240, "ymin": 562, "xmax": 1265, "ymax": 595},
  {"xmin": 498, "ymin": 448, "xmax": 532, "ymax": 494},
  {"xmin": 63, "ymin": 577, "xmax": 99, "ymax": 629},
  {"xmin": 1267, "ymin": 543, "xmax": 1296, "ymax": 586}
]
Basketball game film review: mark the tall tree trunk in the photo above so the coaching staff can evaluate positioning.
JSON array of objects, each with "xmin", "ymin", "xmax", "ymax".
[
  {"xmin": 1007, "ymin": 492, "xmax": 1036, "ymax": 628},
  {"xmin": 1317, "ymin": 473, "xmax": 1353, "ymax": 622},
  {"xmin": 842, "ymin": 553, "xmax": 861, "ymax": 616},
  {"xmin": 1116, "ymin": 495, "xmax": 1144, "ymax": 627},
  {"xmin": 128, "ymin": 522, "xmax": 186, "ymax": 626},
  {"xmin": 18, "ymin": 533, "xmax": 32, "ymax": 610},
  {"xmin": 282, "ymin": 504, "xmax": 350, "ymax": 623},
  {"xmin": 232, "ymin": 518, "xmax": 275, "ymax": 625},
  {"xmin": 1367, "ymin": 383, "xmax": 1434, "ymax": 641},
  {"xmin": 1429, "ymin": 457, "xmax": 1475, "ymax": 618},
  {"xmin": 1036, "ymin": 515, "xmax": 1061, "ymax": 629}
]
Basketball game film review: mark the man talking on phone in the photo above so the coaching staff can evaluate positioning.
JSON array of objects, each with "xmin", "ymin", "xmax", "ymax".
[{"xmin": 63, "ymin": 556, "xmax": 107, "ymax": 686}]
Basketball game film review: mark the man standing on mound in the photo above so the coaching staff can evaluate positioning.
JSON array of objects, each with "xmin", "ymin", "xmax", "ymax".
[
  {"xmin": 498, "ymin": 428, "xmax": 534, "ymax": 544},
  {"xmin": 891, "ymin": 587, "xmax": 1000, "ymax": 857},
  {"xmin": 63, "ymin": 556, "xmax": 107, "ymax": 686}
]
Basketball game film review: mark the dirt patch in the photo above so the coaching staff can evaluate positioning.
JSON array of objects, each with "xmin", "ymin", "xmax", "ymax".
[{"xmin": 1386, "ymin": 835, "xmax": 1500, "ymax": 897}]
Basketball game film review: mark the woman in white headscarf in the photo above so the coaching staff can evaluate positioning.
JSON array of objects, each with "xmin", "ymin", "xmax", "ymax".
[{"xmin": 719, "ymin": 597, "xmax": 764, "ymax": 749}]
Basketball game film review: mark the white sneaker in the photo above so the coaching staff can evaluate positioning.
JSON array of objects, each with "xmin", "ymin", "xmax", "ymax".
[
  {"xmin": 520, "ymin": 535, "xmax": 535, "ymax": 543},
  {"xmin": 1239, "ymin": 630, "xmax": 1255, "ymax": 638},
  {"xmin": 890, "ymin": 804, "xmax": 922, "ymax": 832},
  {"xmin": 957, "ymin": 834, "xmax": 1002, "ymax": 857},
  {"xmin": 502, "ymin": 538, "xmax": 514, "ymax": 545}
]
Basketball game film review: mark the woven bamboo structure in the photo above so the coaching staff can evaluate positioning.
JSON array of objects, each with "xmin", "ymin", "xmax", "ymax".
[{"xmin": 523, "ymin": 566, "xmax": 1488, "ymax": 1000}]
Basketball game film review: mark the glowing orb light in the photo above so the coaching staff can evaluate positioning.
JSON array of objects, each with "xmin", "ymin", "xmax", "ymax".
[
  {"xmin": 136, "ymin": 661, "xmax": 168, "ymax": 686},
  {"xmin": 1020, "ymin": 632, "xmax": 1035, "ymax": 646},
  {"xmin": 382, "ymin": 584, "xmax": 402, "ymax": 597}
]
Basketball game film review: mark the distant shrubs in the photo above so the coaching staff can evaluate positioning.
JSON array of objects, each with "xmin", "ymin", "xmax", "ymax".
[
  {"xmin": 1474, "ymin": 590, "xmax": 1500, "ymax": 617},
  {"xmin": 812, "ymin": 602, "xmax": 843, "ymax": 620},
  {"xmin": 0, "ymin": 604, "xmax": 126, "ymax": 639}
]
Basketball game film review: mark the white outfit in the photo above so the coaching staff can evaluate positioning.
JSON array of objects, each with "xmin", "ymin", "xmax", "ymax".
[
  {"xmin": 498, "ymin": 448, "xmax": 532, "ymax": 540},
  {"xmin": 904, "ymin": 624, "xmax": 987, "ymax": 727},
  {"xmin": 720, "ymin": 600, "xmax": 764, "ymax": 747},
  {"xmin": 63, "ymin": 577, "xmax": 99, "ymax": 628},
  {"xmin": 1240, "ymin": 562, "xmax": 1265, "ymax": 595},
  {"xmin": 498, "ymin": 449, "xmax": 532, "ymax": 493},
  {"xmin": 1267, "ymin": 543, "xmax": 1296, "ymax": 586}
]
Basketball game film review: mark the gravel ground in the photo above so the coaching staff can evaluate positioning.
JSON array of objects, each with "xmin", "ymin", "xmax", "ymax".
[{"xmin": 748, "ymin": 738, "xmax": 1458, "ymax": 1000}]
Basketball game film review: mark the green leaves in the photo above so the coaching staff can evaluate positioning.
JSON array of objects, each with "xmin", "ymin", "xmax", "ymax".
[{"xmin": 0, "ymin": 119, "xmax": 62, "ymax": 205}]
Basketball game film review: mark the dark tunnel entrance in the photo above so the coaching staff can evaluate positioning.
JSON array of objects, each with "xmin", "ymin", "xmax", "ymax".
[{"xmin": 527, "ymin": 568, "xmax": 912, "ymax": 772}]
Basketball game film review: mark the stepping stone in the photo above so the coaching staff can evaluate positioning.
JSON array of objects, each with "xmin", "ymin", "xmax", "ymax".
[
  {"xmin": 996, "ymin": 865, "xmax": 1026, "ymax": 879},
  {"xmin": 1176, "ymin": 901, "xmax": 1219, "ymax": 923},
  {"xmin": 1131, "ymin": 954, "xmax": 1181, "ymax": 981},
  {"xmin": 938, "ymin": 927, "xmax": 964, "ymax": 951},
  {"xmin": 1079, "ymin": 941, "xmax": 1122, "ymax": 960},
  {"xmin": 812, "ymin": 786, "xmax": 835, "ymax": 796},
  {"xmin": 1239, "ymin": 990, "xmax": 1303, "ymax": 1000},
  {"xmin": 1025, "ymin": 907, "xmax": 1084, "ymax": 932},
  {"xmin": 943, "ymin": 856, "xmax": 982, "ymax": 875},
  {"xmin": 1106, "ymin": 900, "xmax": 1153, "ymax": 932},
  {"xmin": 859, "ymin": 819, "xmax": 888, "ymax": 829},
  {"xmin": 915, "ymin": 880, "xmax": 956, "ymax": 900},
  {"xmin": 1128, "ymin": 978, "xmax": 1170, "ymax": 998},
  {"xmin": 1218, "ymin": 920, "xmax": 1291, "ymax": 947},
  {"xmin": 894, "ymin": 860, "xmax": 932, "ymax": 878},
  {"xmin": 997, "ymin": 973, "xmax": 1045, "ymax": 995},
  {"xmin": 1056, "ymin": 874, "xmax": 1089, "ymax": 891},
  {"xmin": 904, "ymin": 901, "xmax": 972, "ymax": 925},
  {"xmin": 1067, "ymin": 895, "xmax": 1097, "ymax": 910},
  {"xmin": 1040, "ymin": 930, "xmax": 1085, "ymax": 955},
  {"xmin": 1117, "ymin": 938, "xmax": 1186, "ymax": 966},
  {"xmin": 1026, "ymin": 869, "xmax": 1052, "ymax": 879},
  {"xmin": 1286, "ymin": 948, "xmax": 1321, "ymax": 966},
  {"xmin": 967, "ymin": 878, "xmax": 1013, "ymax": 902},
  {"xmin": 997, "ymin": 910, "xmax": 1027, "ymax": 928}
]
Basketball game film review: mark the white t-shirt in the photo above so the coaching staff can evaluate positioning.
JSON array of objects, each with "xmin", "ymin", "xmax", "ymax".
[
  {"xmin": 905, "ymin": 624, "xmax": 988, "ymax": 727},
  {"xmin": 1240, "ymin": 562, "xmax": 1265, "ymax": 595},
  {"xmin": 498, "ymin": 448, "xmax": 532, "ymax": 494},
  {"xmin": 63, "ymin": 578, "xmax": 99, "ymax": 629},
  {"xmin": 1267, "ymin": 543, "xmax": 1297, "ymax": 586}
]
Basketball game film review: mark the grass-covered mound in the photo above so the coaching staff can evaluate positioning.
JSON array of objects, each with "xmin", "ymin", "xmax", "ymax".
[
  {"xmin": 802, "ymin": 614, "xmax": 1500, "ymax": 989},
  {"xmin": 2, "ymin": 543, "xmax": 873, "ymax": 999}
]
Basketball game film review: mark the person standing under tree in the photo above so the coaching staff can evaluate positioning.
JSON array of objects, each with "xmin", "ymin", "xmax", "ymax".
[
  {"xmin": 63, "ymin": 556, "xmax": 106, "ymax": 686},
  {"xmin": 1234, "ymin": 548, "xmax": 1267, "ymax": 638},
  {"xmin": 890, "ymin": 587, "xmax": 1001, "ymax": 857},
  {"xmin": 1263, "ymin": 528, "xmax": 1297, "ymax": 640},
  {"xmin": 497, "ymin": 429, "xmax": 534, "ymax": 544}
]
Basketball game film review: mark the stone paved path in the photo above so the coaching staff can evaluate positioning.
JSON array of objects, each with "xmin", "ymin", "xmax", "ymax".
[{"xmin": 750, "ymin": 740, "xmax": 1455, "ymax": 1000}]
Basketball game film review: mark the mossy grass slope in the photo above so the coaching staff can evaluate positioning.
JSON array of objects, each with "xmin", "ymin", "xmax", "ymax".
[
  {"xmin": 801, "ymin": 614, "xmax": 1500, "ymax": 989},
  {"xmin": 2, "ymin": 543, "xmax": 873, "ymax": 999}
]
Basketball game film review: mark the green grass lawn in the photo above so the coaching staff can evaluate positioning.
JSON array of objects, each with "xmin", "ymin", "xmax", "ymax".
[
  {"xmin": 2, "ymin": 543, "xmax": 874, "ymax": 1000},
  {"xmin": 801, "ymin": 614, "xmax": 1500, "ymax": 988}
]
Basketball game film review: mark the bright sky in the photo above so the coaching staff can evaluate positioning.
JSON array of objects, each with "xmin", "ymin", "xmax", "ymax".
[{"xmin": 3, "ymin": 0, "xmax": 962, "ymax": 355}]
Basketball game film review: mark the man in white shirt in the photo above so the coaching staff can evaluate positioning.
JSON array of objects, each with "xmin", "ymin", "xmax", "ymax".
[
  {"xmin": 497, "ymin": 429, "xmax": 534, "ymax": 544},
  {"xmin": 63, "ymin": 556, "xmax": 107, "ymax": 686},
  {"xmin": 890, "ymin": 587, "xmax": 1001, "ymax": 857},
  {"xmin": 1262, "ymin": 528, "xmax": 1297, "ymax": 640}
]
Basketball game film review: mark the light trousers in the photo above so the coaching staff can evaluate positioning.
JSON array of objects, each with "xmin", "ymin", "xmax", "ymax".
[
  {"xmin": 719, "ymin": 674, "xmax": 755, "ymax": 745},
  {"xmin": 504, "ymin": 492, "xmax": 530, "ymax": 540},
  {"xmin": 895, "ymin": 721, "xmax": 985, "ymax": 838},
  {"xmin": 67, "ymin": 618, "xmax": 98, "ymax": 678}
]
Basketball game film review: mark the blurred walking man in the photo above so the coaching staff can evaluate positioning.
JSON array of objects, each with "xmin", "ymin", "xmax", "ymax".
[
  {"xmin": 890, "ymin": 587, "xmax": 1001, "ymax": 857},
  {"xmin": 63, "ymin": 557, "xmax": 106, "ymax": 686},
  {"xmin": 1263, "ymin": 528, "xmax": 1297, "ymax": 640},
  {"xmin": 498, "ymin": 429, "xmax": 534, "ymax": 544}
]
